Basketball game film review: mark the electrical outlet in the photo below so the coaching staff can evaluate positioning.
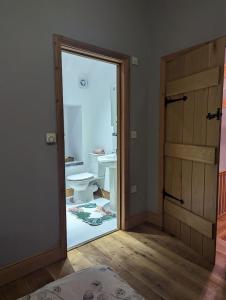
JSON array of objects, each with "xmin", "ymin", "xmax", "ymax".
[
  {"xmin": 130, "ymin": 130, "xmax": 137, "ymax": 139},
  {"xmin": 46, "ymin": 132, "xmax": 57, "ymax": 145},
  {"xmin": 132, "ymin": 56, "xmax": 139, "ymax": 66},
  {"xmin": 130, "ymin": 185, "xmax": 137, "ymax": 194}
]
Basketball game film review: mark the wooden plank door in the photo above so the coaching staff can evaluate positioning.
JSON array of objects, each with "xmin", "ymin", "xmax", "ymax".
[{"xmin": 163, "ymin": 37, "xmax": 226, "ymax": 264}]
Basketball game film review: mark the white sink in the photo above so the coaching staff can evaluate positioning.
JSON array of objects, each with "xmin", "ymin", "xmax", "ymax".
[
  {"xmin": 98, "ymin": 153, "xmax": 117, "ymax": 211},
  {"xmin": 98, "ymin": 153, "xmax": 117, "ymax": 169}
]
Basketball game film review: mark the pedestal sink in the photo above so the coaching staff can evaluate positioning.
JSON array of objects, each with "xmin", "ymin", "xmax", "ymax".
[{"xmin": 98, "ymin": 153, "xmax": 117, "ymax": 211}]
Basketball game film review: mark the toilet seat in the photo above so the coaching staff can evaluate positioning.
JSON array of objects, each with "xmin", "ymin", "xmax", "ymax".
[{"xmin": 67, "ymin": 172, "xmax": 94, "ymax": 182}]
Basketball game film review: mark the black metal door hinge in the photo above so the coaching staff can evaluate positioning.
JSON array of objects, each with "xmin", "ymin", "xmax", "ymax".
[
  {"xmin": 163, "ymin": 190, "xmax": 184, "ymax": 204},
  {"xmin": 206, "ymin": 108, "xmax": 222, "ymax": 120},
  {"xmin": 165, "ymin": 95, "xmax": 187, "ymax": 105}
]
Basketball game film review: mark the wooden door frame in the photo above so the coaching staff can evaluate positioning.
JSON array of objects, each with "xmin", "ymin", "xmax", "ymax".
[
  {"xmin": 54, "ymin": 34, "xmax": 130, "ymax": 256},
  {"xmin": 158, "ymin": 37, "xmax": 226, "ymax": 228}
]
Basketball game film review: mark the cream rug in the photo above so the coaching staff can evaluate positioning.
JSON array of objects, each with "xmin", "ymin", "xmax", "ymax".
[{"xmin": 18, "ymin": 265, "xmax": 144, "ymax": 299}]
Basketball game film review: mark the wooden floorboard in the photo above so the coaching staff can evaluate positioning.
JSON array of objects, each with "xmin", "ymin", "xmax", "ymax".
[{"xmin": 1, "ymin": 223, "xmax": 226, "ymax": 299}]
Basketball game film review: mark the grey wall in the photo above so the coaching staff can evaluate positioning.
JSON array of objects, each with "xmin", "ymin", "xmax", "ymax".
[
  {"xmin": 0, "ymin": 0, "xmax": 149, "ymax": 267},
  {"xmin": 147, "ymin": 0, "xmax": 226, "ymax": 212},
  {"xmin": 3, "ymin": 0, "xmax": 225, "ymax": 269}
]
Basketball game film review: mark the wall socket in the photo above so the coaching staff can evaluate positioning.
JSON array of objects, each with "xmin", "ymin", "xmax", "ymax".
[
  {"xmin": 132, "ymin": 56, "xmax": 139, "ymax": 66},
  {"xmin": 46, "ymin": 132, "xmax": 57, "ymax": 144},
  {"xmin": 130, "ymin": 130, "xmax": 137, "ymax": 139},
  {"xmin": 130, "ymin": 185, "xmax": 137, "ymax": 194}
]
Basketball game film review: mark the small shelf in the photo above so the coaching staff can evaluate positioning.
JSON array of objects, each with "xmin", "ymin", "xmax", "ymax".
[{"xmin": 65, "ymin": 161, "xmax": 83, "ymax": 167}]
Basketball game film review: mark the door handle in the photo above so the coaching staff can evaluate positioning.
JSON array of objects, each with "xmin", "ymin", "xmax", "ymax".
[
  {"xmin": 165, "ymin": 95, "xmax": 187, "ymax": 105},
  {"xmin": 206, "ymin": 108, "xmax": 222, "ymax": 120},
  {"xmin": 163, "ymin": 191, "xmax": 184, "ymax": 204}
]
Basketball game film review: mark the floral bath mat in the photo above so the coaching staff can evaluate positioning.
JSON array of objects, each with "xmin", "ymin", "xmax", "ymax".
[
  {"xmin": 18, "ymin": 265, "xmax": 145, "ymax": 300},
  {"xmin": 68, "ymin": 198, "xmax": 116, "ymax": 226}
]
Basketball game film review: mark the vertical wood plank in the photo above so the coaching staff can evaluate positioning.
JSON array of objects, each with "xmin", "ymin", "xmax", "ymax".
[
  {"xmin": 165, "ymin": 157, "xmax": 182, "ymax": 200},
  {"xmin": 166, "ymin": 101, "xmax": 183, "ymax": 143},
  {"xmin": 208, "ymin": 37, "xmax": 226, "ymax": 69},
  {"xmin": 159, "ymin": 59, "xmax": 166, "ymax": 225},
  {"xmin": 203, "ymin": 237, "xmax": 215, "ymax": 264},
  {"xmin": 192, "ymin": 162, "xmax": 205, "ymax": 216},
  {"xmin": 181, "ymin": 91, "xmax": 195, "ymax": 245},
  {"xmin": 165, "ymin": 99, "xmax": 183, "ymax": 237},
  {"xmin": 206, "ymin": 86, "xmax": 222, "ymax": 146},
  {"xmin": 193, "ymin": 89, "xmax": 208, "ymax": 146},
  {"xmin": 191, "ymin": 230, "xmax": 203, "ymax": 256},
  {"xmin": 166, "ymin": 55, "xmax": 185, "ymax": 81},
  {"xmin": 181, "ymin": 160, "xmax": 192, "ymax": 210},
  {"xmin": 184, "ymin": 43, "xmax": 210, "ymax": 76},
  {"xmin": 191, "ymin": 88, "xmax": 208, "ymax": 252},
  {"xmin": 180, "ymin": 223, "xmax": 191, "ymax": 246},
  {"xmin": 204, "ymin": 164, "xmax": 218, "ymax": 222},
  {"xmin": 205, "ymin": 86, "xmax": 222, "ymax": 222},
  {"xmin": 192, "ymin": 89, "xmax": 208, "ymax": 216},
  {"xmin": 164, "ymin": 214, "xmax": 181, "ymax": 239},
  {"xmin": 182, "ymin": 91, "xmax": 194, "ymax": 211},
  {"xmin": 182, "ymin": 92, "xmax": 195, "ymax": 144}
]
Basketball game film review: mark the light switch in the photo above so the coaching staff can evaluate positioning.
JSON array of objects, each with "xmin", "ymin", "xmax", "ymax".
[
  {"xmin": 130, "ymin": 130, "xmax": 137, "ymax": 139},
  {"xmin": 46, "ymin": 132, "xmax": 57, "ymax": 144},
  {"xmin": 130, "ymin": 185, "xmax": 137, "ymax": 194},
  {"xmin": 132, "ymin": 56, "xmax": 139, "ymax": 65}
]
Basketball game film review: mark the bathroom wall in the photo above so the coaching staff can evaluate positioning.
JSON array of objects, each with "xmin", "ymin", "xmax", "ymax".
[
  {"xmin": 62, "ymin": 52, "xmax": 116, "ymax": 168},
  {"xmin": 64, "ymin": 105, "xmax": 82, "ymax": 161},
  {"xmin": 146, "ymin": 0, "xmax": 226, "ymax": 212},
  {"xmin": 0, "ymin": 0, "xmax": 149, "ymax": 268}
]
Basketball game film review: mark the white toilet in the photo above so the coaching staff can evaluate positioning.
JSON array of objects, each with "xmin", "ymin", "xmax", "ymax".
[{"xmin": 66, "ymin": 153, "xmax": 105, "ymax": 204}]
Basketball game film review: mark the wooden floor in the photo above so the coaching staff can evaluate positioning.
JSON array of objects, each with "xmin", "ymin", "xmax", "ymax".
[{"xmin": 1, "ymin": 223, "xmax": 226, "ymax": 299}]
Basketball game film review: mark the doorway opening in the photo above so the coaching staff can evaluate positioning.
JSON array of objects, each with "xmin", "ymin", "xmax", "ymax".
[
  {"xmin": 54, "ymin": 36, "xmax": 130, "ymax": 252},
  {"xmin": 63, "ymin": 52, "xmax": 119, "ymax": 248}
]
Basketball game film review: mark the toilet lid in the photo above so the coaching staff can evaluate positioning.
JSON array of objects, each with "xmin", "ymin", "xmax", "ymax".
[{"xmin": 67, "ymin": 172, "xmax": 94, "ymax": 182}]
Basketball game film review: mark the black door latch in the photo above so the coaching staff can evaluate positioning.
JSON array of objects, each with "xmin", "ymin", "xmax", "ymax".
[
  {"xmin": 165, "ymin": 95, "xmax": 187, "ymax": 105},
  {"xmin": 206, "ymin": 108, "xmax": 222, "ymax": 120},
  {"xmin": 163, "ymin": 191, "xmax": 184, "ymax": 205}
]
